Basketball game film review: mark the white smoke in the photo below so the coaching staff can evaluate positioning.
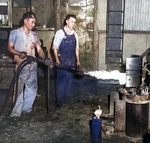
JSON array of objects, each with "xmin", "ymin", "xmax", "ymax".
[{"xmin": 86, "ymin": 70, "xmax": 126, "ymax": 85}]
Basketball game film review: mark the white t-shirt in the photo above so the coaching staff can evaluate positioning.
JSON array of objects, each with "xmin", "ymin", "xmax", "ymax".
[
  {"xmin": 52, "ymin": 28, "xmax": 79, "ymax": 50},
  {"xmin": 9, "ymin": 27, "xmax": 40, "ymax": 57}
]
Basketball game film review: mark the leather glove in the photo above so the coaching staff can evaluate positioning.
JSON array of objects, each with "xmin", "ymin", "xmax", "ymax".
[
  {"xmin": 77, "ymin": 65, "xmax": 88, "ymax": 74},
  {"xmin": 19, "ymin": 51, "xmax": 27, "ymax": 59}
]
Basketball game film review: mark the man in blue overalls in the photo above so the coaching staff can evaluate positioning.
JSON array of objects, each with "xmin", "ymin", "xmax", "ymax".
[{"xmin": 53, "ymin": 14, "xmax": 80, "ymax": 107}]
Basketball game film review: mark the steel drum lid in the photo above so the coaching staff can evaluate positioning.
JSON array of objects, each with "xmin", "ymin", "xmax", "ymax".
[{"xmin": 126, "ymin": 55, "xmax": 142, "ymax": 71}]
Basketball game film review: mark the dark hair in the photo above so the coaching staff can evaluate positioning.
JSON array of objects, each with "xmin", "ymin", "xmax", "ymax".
[
  {"xmin": 20, "ymin": 11, "xmax": 37, "ymax": 26},
  {"xmin": 63, "ymin": 14, "xmax": 76, "ymax": 26},
  {"xmin": 23, "ymin": 11, "xmax": 37, "ymax": 20}
]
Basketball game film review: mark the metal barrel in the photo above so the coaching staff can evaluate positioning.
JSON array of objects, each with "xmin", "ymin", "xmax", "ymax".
[{"xmin": 126, "ymin": 55, "xmax": 142, "ymax": 87}]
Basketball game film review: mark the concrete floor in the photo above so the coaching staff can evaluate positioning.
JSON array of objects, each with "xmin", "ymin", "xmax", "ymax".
[{"xmin": 0, "ymin": 69, "xmax": 149, "ymax": 143}]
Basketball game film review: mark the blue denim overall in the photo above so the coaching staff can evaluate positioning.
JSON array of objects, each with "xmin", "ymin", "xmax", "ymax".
[{"xmin": 56, "ymin": 29, "xmax": 76, "ymax": 105}]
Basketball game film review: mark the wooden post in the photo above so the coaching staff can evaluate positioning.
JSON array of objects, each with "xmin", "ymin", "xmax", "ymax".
[
  {"xmin": 93, "ymin": 0, "xmax": 99, "ymax": 70},
  {"xmin": 109, "ymin": 92, "xmax": 119, "ymax": 117},
  {"xmin": 114, "ymin": 100, "xmax": 126, "ymax": 132},
  {"xmin": 149, "ymin": 101, "xmax": 150, "ymax": 132},
  {"xmin": 54, "ymin": 0, "xmax": 60, "ymax": 33}
]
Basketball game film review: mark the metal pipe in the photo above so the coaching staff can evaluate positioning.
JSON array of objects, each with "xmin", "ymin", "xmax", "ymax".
[{"xmin": 0, "ymin": 56, "xmax": 88, "ymax": 116}]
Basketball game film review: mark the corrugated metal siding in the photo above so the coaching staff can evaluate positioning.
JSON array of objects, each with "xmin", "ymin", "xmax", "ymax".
[{"xmin": 124, "ymin": 0, "xmax": 150, "ymax": 31}]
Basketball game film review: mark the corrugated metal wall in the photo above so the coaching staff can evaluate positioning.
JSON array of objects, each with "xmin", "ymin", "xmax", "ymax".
[{"xmin": 124, "ymin": 0, "xmax": 150, "ymax": 31}]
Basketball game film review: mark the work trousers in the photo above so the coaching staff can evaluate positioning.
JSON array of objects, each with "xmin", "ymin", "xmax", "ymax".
[
  {"xmin": 56, "ymin": 68, "xmax": 74, "ymax": 105},
  {"xmin": 10, "ymin": 62, "xmax": 37, "ymax": 117}
]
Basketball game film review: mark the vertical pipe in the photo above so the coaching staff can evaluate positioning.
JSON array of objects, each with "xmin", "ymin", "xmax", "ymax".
[
  {"xmin": 26, "ymin": 0, "xmax": 28, "ymax": 12},
  {"xmin": 54, "ymin": 0, "xmax": 60, "ymax": 33},
  {"xmin": 30, "ymin": 0, "xmax": 32, "ymax": 12},
  {"xmin": 47, "ymin": 65, "xmax": 50, "ymax": 114}
]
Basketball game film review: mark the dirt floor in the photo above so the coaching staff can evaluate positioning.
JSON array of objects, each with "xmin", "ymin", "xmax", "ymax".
[{"xmin": 0, "ymin": 76, "xmax": 147, "ymax": 143}]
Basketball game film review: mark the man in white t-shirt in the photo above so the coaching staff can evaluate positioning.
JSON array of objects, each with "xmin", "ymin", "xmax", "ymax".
[{"xmin": 53, "ymin": 14, "xmax": 80, "ymax": 107}]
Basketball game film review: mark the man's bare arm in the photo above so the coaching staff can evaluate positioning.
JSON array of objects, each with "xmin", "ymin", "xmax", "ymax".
[
  {"xmin": 53, "ymin": 48, "xmax": 60, "ymax": 64},
  {"xmin": 36, "ymin": 44, "xmax": 45, "ymax": 59},
  {"xmin": 7, "ymin": 41, "xmax": 20, "ymax": 56},
  {"xmin": 76, "ymin": 48, "xmax": 80, "ymax": 66}
]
